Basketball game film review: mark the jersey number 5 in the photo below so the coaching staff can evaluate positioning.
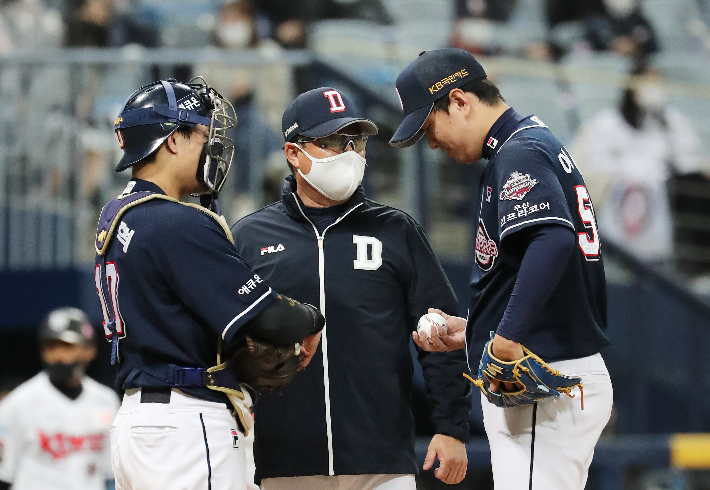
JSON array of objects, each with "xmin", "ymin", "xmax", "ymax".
[
  {"xmin": 574, "ymin": 186, "xmax": 600, "ymax": 260},
  {"xmin": 94, "ymin": 263, "xmax": 126, "ymax": 340}
]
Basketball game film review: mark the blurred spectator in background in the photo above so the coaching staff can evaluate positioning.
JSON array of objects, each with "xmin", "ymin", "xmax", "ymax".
[
  {"xmin": 108, "ymin": 0, "xmax": 159, "ymax": 47},
  {"xmin": 586, "ymin": 0, "xmax": 659, "ymax": 60},
  {"xmin": 0, "ymin": 0, "xmax": 63, "ymax": 53},
  {"xmin": 451, "ymin": 0, "xmax": 518, "ymax": 55},
  {"xmin": 200, "ymin": 0, "xmax": 290, "ymax": 218},
  {"xmin": 255, "ymin": 0, "xmax": 392, "ymax": 49},
  {"xmin": 65, "ymin": 0, "xmax": 159, "ymax": 47},
  {"xmin": 541, "ymin": 0, "xmax": 658, "ymax": 61},
  {"xmin": 214, "ymin": 0, "xmax": 264, "ymax": 49},
  {"xmin": 0, "ymin": 307, "xmax": 119, "ymax": 490},
  {"xmin": 572, "ymin": 62, "xmax": 707, "ymax": 264},
  {"xmin": 65, "ymin": 0, "xmax": 112, "ymax": 47},
  {"xmin": 228, "ymin": 89, "xmax": 284, "ymax": 217},
  {"xmin": 252, "ymin": 0, "xmax": 305, "ymax": 48}
]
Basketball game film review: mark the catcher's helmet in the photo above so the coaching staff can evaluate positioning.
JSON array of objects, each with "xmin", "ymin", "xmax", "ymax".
[
  {"xmin": 38, "ymin": 307, "xmax": 95, "ymax": 346},
  {"xmin": 114, "ymin": 78, "xmax": 237, "ymax": 193}
]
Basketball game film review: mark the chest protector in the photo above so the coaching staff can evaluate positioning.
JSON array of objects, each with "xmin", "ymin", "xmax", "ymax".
[{"xmin": 95, "ymin": 190, "xmax": 254, "ymax": 434}]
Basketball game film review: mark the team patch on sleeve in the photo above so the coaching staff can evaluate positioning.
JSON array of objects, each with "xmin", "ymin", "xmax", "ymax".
[
  {"xmin": 499, "ymin": 172, "xmax": 538, "ymax": 201},
  {"xmin": 475, "ymin": 221, "xmax": 498, "ymax": 271}
]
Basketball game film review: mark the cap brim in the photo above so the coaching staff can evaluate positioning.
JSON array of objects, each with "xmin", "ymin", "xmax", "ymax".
[
  {"xmin": 297, "ymin": 117, "xmax": 378, "ymax": 140},
  {"xmin": 389, "ymin": 104, "xmax": 433, "ymax": 148}
]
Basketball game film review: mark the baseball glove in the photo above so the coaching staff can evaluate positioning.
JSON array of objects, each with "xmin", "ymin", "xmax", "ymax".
[
  {"xmin": 229, "ymin": 335, "xmax": 301, "ymax": 394},
  {"xmin": 468, "ymin": 339, "xmax": 583, "ymax": 408}
]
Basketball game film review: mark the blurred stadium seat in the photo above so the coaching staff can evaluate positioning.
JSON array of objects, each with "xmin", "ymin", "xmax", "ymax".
[
  {"xmin": 495, "ymin": 66, "xmax": 572, "ymax": 141},
  {"xmin": 382, "ymin": 0, "xmax": 454, "ymax": 24},
  {"xmin": 643, "ymin": 0, "xmax": 701, "ymax": 52},
  {"xmin": 309, "ymin": 19, "xmax": 393, "ymax": 61},
  {"xmin": 135, "ymin": 0, "xmax": 218, "ymax": 48},
  {"xmin": 562, "ymin": 52, "xmax": 631, "ymax": 124}
]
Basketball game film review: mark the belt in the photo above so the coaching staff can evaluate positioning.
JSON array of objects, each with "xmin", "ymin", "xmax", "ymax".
[
  {"xmin": 135, "ymin": 387, "xmax": 246, "ymax": 433},
  {"xmin": 140, "ymin": 387, "xmax": 172, "ymax": 403}
]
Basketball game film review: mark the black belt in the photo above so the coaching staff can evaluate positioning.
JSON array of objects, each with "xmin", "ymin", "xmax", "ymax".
[
  {"xmin": 140, "ymin": 387, "xmax": 172, "ymax": 403},
  {"xmin": 137, "ymin": 386, "xmax": 246, "ymax": 432}
]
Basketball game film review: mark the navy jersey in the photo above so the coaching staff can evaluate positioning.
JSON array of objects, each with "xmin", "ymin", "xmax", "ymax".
[
  {"xmin": 94, "ymin": 179, "xmax": 276, "ymax": 403},
  {"xmin": 467, "ymin": 109, "xmax": 610, "ymax": 364}
]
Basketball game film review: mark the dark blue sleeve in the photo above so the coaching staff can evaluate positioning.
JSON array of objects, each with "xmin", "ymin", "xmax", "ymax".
[
  {"xmin": 495, "ymin": 138, "xmax": 574, "ymax": 240},
  {"xmin": 496, "ymin": 224, "xmax": 575, "ymax": 343},
  {"xmin": 152, "ymin": 208, "xmax": 276, "ymax": 345},
  {"xmin": 405, "ymin": 218, "xmax": 472, "ymax": 443}
]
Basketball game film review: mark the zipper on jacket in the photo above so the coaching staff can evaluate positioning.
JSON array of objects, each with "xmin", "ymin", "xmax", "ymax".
[{"xmin": 292, "ymin": 193, "xmax": 362, "ymax": 476}]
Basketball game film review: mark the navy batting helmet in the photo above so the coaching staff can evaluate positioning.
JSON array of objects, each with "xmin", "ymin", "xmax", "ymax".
[
  {"xmin": 114, "ymin": 77, "xmax": 237, "ymax": 193},
  {"xmin": 38, "ymin": 307, "xmax": 95, "ymax": 346}
]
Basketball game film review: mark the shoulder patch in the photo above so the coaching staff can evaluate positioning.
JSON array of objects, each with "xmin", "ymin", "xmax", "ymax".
[{"xmin": 500, "ymin": 172, "xmax": 538, "ymax": 201}]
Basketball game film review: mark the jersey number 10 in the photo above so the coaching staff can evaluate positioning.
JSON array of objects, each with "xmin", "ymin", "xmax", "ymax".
[{"xmin": 95, "ymin": 263, "xmax": 126, "ymax": 340}]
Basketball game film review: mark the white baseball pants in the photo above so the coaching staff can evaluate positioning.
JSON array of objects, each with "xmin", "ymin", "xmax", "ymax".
[
  {"xmin": 260, "ymin": 474, "xmax": 416, "ymax": 490},
  {"xmin": 111, "ymin": 389, "xmax": 247, "ymax": 490},
  {"xmin": 482, "ymin": 353, "xmax": 613, "ymax": 490}
]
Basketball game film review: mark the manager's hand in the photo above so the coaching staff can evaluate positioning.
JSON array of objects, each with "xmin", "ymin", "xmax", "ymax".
[{"xmin": 423, "ymin": 434, "xmax": 468, "ymax": 484}]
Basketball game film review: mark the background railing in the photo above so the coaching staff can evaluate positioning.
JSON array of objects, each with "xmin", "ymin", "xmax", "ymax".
[{"xmin": 2, "ymin": 48, "xmax": 710, "ymax": 272}]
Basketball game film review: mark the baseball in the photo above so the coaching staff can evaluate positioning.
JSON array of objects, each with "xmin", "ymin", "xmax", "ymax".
[{"xmin": 417, "ymin": 312, "xmax": 448, "ymax": 339}]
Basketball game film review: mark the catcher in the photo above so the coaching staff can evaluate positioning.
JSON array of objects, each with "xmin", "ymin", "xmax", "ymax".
[
  {"xmin": 393, "ymin": 49, "xmax": 613, "ymax": 490},
  {"xmin": 96, "ymin": 78, "xmax": 324, "ymax": 490}
]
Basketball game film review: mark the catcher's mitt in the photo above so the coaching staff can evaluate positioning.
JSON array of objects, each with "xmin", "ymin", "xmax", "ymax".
[
  {"xmin": 468, "ymin": 339, "xmax": 583, "ymax": 408},
  {"xmin": 230, "ymin": 335, "xmax": 301, "ymax": 394}
]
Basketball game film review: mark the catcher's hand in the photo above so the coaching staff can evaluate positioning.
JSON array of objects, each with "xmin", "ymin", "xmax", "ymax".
[
  {"xmin": 230, "ymin": 335, "xmax": 301, "ymax": 394},
  {"xmin": 469, "ymin": 338, "xmax": 583, "ymax": 408}
]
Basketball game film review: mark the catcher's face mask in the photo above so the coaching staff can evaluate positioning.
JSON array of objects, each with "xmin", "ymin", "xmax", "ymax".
[{"xmin": 190, "ymin": 77, "xmax": 237, "ymax": 194}]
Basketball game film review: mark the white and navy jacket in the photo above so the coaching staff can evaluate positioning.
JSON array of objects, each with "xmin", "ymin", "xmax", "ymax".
[{"xmin": 231, "ymin": 177, "xmax": 471, "ymax": 480}]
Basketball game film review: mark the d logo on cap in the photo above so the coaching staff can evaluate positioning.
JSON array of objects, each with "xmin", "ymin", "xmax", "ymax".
[{"xmin": 323, "ymin": 90, "xmax": 346, "ymax": 113}]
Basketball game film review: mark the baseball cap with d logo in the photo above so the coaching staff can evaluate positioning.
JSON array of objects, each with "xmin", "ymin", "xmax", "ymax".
[
  {"xmin": 282, "ymin": 87, "xmax": 378, "ymax": 142},
  {"xmin": 390, "ymin": 48, "xmax": 487, "ymax": 148}
]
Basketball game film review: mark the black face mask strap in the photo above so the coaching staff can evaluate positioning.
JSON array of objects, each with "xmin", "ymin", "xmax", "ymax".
[{"xmin": 200, "ymin": 194, "xmax": 221, "ymax": 214}]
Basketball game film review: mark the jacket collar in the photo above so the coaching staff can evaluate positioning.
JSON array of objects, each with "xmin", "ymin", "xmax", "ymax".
[{"xmin": 280, "ymin": 175, "xmax": 366, "ymax": 223}]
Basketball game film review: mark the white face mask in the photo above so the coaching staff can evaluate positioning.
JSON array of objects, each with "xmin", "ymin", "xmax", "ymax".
[
  {"xmin": 636, "ymin": 82, "xmax": 666, "ymax": 110},
  {"xmin": 216, "ymin": 20, "xmax": 252, "ymax": 48},
  {"xmin": 294, "ymin": 144, "xmax": 366, "ymax": 202}
]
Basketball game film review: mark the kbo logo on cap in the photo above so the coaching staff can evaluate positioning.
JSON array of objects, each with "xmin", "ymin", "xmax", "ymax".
[{"xmin": 323, "ymin": 90, "xmax": 346, "ymax": 113}]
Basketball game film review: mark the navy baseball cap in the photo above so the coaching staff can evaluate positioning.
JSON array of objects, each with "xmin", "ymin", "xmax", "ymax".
[
  {"xmin": 282, "ymin": 87, "xmax": 378, "ymax": 142},
  {"xmin": 390, "ymin": 48, "xmax": 487, "ymax": 148}
]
